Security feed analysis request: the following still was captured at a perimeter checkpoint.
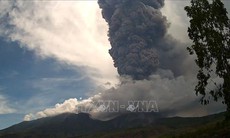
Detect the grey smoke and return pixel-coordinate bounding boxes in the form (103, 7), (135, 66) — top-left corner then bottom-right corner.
(0, 0), (223, 121)
(98, 0), (186, 80)
(24, 70), (226, 121)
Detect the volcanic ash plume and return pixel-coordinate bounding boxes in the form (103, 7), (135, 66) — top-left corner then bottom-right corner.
(98, 0), (185, 80)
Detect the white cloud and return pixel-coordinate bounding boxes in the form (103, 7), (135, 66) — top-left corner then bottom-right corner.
(24, 70), (225, 121)
(24, 98), (79, 121)
(0, 95), (16, 114)
(0, 1), (118, 86)
(20, 1), (226, 121)
(161, 0), (190, 43)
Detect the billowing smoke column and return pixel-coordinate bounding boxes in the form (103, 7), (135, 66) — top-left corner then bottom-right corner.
(98, 0), (174, 80)
(0, 0), (224, 122)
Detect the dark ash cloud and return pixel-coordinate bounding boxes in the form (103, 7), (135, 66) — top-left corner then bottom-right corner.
(98, 0), (186, 80)
(23, 1), (225, 121)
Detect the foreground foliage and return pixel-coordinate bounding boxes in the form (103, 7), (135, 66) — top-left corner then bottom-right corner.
(185, 0), (230, 119)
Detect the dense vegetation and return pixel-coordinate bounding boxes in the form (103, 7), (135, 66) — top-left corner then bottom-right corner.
(185, 0), (230, 119)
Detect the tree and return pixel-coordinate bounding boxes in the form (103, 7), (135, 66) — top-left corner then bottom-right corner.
(185, 0), (230, 120)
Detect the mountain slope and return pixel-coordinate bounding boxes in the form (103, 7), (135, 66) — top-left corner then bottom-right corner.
(0, 112), (226, 138)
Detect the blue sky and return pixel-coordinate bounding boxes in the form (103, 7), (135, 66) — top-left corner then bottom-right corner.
(0, 38), (95, 129)
(0, 0), (229, 130)
(0, 1), (118, 129)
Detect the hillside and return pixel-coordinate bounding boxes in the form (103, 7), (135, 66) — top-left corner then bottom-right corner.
(0, 112), (228, 138)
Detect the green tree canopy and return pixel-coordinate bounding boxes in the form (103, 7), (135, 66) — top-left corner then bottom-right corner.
(185, 0), (230, 119)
